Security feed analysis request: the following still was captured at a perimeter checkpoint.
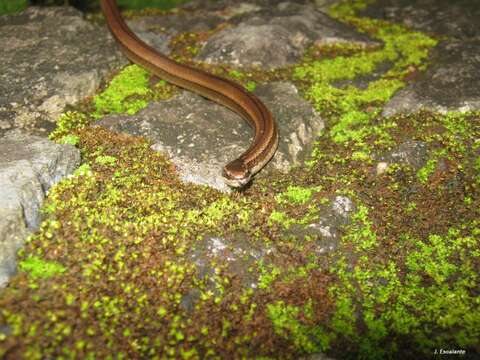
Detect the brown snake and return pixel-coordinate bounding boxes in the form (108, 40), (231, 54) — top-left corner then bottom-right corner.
(100, 0), (278, 187)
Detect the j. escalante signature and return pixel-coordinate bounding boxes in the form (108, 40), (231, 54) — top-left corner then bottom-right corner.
(434, 348), (466, 355)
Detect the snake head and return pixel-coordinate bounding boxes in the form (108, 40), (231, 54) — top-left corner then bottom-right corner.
(223, 159), (251, 188)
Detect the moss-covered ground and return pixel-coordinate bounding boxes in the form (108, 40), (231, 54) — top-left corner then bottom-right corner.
(1, 0), (479, 359)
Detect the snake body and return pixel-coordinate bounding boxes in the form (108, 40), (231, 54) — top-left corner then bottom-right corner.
(100, 0), (278, 187)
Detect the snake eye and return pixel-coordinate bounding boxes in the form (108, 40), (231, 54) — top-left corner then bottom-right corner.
(223, 159), (251, 188)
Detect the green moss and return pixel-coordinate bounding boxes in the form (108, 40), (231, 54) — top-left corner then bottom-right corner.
(294, 9), (437, 165)
(57, 134), (80, 146)
(405, 201), (417, 213)
(95, 155), (117, 166)
(257, 262), (281, 290)
(417, 158), (437, 183)
(72, 163), (92, 177)
(93, 65), (151, 118)
(227, 70), (244, 79)
(475, 157), (480, 184)
(330, 201), (480, 358)
(393, 229), (480, 348)
(267, 300), (331, 353)
(245, 81), (257, 92)
(49, 111), (90, 141)
(328, 80), (403, 145)
(345, 205), (377, 250)
(275, 185), (319, 205)
(439, 111), (477, 153)
(329, 0), (375, 18)
(268, 210), (295, 229)
(18, 256), (66, 279)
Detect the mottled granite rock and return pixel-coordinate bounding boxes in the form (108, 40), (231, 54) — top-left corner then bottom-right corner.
(97, 82), (324, 191)
(0, 6), (126, 136)
(0, 131), (80, 288)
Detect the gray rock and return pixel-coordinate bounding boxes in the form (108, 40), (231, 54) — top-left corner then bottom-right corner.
(362, 0), (480, 39)
(256, 82), (325, 172)
(188, 233), (270, 290)
(303, 195), (356, 254)
(376, 140), (428, 175)
(0, 208), (28, 289)
(180, 232), (271, 309)
(129, 22), (172, 56)
(0, 131), (80, 288)
(181, 0), (311, 12)
(383, 40), (480, 116)
(331, 195), (355, 221)
(0, 324), (11, 337)
(128, 9), (223, 38)
(0, 6), (126, 136)
(197, 23), (302, 69)
(180, 288), (201, 313)
(280, 196), (355, 257)
(97, 82), (324, 191)
(196, 2), (379, 69)
(313, 0), (342, 12)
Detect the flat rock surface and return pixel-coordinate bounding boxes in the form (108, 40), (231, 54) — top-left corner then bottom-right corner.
(0, 6), (126, 137)
(0, 131), (80, 288)
(97, 82), (324, 191)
